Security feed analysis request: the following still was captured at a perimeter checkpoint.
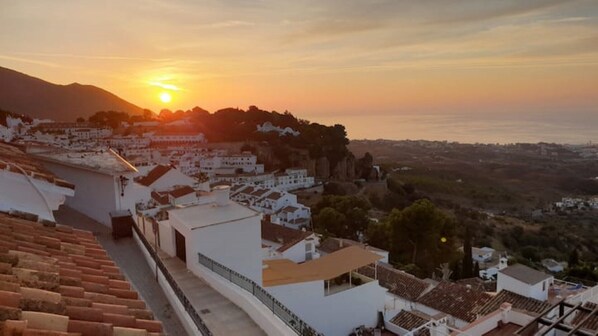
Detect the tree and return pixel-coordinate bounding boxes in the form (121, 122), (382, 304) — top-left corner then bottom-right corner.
(569, 247), (580, 267)
(76, 117), (85, 123)
(356, 152), (374, 180)
(473, 261), (480, 277)
(462, 226), (474, 278)
(366, 222), (391, 251)
(312, 195), (371, 240)
(313, 207), (346, 237)
(142, 109), (154, 120)
(386, 199), (458, 276)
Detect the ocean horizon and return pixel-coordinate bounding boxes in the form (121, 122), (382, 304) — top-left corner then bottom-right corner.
(308, 112), (598, 145)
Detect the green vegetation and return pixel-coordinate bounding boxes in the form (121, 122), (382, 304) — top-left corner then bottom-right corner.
(312, 195), (371, 240)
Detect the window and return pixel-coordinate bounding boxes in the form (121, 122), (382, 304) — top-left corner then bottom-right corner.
(543, 281), (546, 291)
(305, 242), (312, 252)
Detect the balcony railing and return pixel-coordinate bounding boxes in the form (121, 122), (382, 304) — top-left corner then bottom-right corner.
(197, 253), (323, 336)
(131, 223), (213, 336)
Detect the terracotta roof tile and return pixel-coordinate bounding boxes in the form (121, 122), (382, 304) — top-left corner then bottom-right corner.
(168, 185), (195, 199)
(389, 310), (430, 336)
(416, 281), (492, 322)
(475, 289), (551, 317)
(357, 263), (431, 301)
(0, 143), (75, 191)
(261, 221), (313, 252)
(0, 213), (162, 335)
(570, 302), (598, 331)
(136, 165), (172, 187)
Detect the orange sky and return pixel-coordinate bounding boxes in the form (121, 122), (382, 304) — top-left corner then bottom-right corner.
(1, 0), (597, 125)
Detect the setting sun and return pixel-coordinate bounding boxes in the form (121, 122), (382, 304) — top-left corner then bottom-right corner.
(159, 92), (172, 103)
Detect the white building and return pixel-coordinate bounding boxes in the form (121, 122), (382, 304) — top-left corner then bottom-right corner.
(28, 146), (144, 226)
(0, 143), (74, 222)
(497, 264), (554, 301)
(261, 221), (319, 263)
(272, 205), (311, 230)
(257, 122), (300, 136)
(230, 184), (312, 230)
(472, 247), (495, 263)
(106, 135), (151, 148)
(200, 152), (264, 175)
(160, 186), (264, 283)
(70, 127), (112, 140)
(541, 258), (565, 273)
(275, 168), (315, 191)
(479, 257), (508, 280)
(136, 164), (207, 191)
(149, 131), (206, 145)
(263, 246), (387, 336)
(213, 172), (276, 188)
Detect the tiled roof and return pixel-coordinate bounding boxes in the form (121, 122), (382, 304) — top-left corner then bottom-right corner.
(237, 186), (255, 195)
(251, 189), (271, 198)
(265, 192), (282, 200)
(357, 263), (430, 301)
(168, 186), (195, 198)
(416, 281), (492, 322)
(0, 213), (163, 336)
(150, 192), (169, 206)
(0, 143), (74, 190)
(389, 310), (430, 336)
(499, 264), (552, 285)
(279, 206), (299, 213)
(570, 302), (598, 332)
(475, 290), (551, 317)
(261, 221), (313, 252)
(457, 277), (497, 292)
(136, 165), (171, 187)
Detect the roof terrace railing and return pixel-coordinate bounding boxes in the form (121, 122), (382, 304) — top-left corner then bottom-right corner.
(131, 223), (213, 336)
(197, 252), (322, 336)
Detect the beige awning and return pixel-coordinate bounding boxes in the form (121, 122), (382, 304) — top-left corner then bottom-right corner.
(263, 245), (382, 287)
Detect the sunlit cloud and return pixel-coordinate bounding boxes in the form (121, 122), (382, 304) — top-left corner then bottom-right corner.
(149, 81), (181, 91)
(1, 0), (597, 119)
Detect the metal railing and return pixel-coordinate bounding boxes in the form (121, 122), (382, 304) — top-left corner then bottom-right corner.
(131, 223), (213, 336)
(197, 253), (322, 336)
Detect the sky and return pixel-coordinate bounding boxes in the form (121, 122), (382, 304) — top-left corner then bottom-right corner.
(1, 0), (598, 141)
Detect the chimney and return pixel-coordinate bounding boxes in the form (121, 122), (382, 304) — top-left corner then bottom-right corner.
(212, 185), (230, 206)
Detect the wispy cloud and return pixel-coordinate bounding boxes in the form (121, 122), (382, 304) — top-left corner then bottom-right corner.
(0, 54), (62, 68)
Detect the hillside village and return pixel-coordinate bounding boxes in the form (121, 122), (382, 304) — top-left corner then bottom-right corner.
(1, 109), (598, 336)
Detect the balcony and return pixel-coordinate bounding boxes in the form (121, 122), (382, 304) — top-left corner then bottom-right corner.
(325, 271), (375, 296)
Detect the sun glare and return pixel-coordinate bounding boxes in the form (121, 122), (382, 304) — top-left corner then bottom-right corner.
(159, 92), (172, 103)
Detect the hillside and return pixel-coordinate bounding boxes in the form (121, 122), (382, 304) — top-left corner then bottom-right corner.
(0, 66), (143, 121)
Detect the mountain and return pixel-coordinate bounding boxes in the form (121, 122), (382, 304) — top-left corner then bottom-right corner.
(0, 66), (143, 121)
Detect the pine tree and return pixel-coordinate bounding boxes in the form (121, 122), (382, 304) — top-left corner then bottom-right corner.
(462, 226), (474, 278)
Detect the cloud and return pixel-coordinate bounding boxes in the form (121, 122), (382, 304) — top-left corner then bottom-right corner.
(0, 55), (61, 68)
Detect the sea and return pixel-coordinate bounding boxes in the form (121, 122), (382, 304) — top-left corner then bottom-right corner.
(308, 112), (598, 145)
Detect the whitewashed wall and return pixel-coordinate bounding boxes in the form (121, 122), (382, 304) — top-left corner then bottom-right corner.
(169, 211), (263, 284)
(41, 162), (117, 226)
(497, 273), (552, 301)
(267, 279), (387, 336)
(0, 170), (70, 222)
(150, 168), (196, 190)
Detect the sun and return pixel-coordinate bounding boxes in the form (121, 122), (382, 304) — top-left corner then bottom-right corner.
(159, 92), (172, 103)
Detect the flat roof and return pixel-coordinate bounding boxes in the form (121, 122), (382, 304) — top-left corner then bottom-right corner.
(499, 264), (552, 285)
(31, 147), (137, 175)
(263, 245), (383, 287)
(169, 201), (260, 230)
